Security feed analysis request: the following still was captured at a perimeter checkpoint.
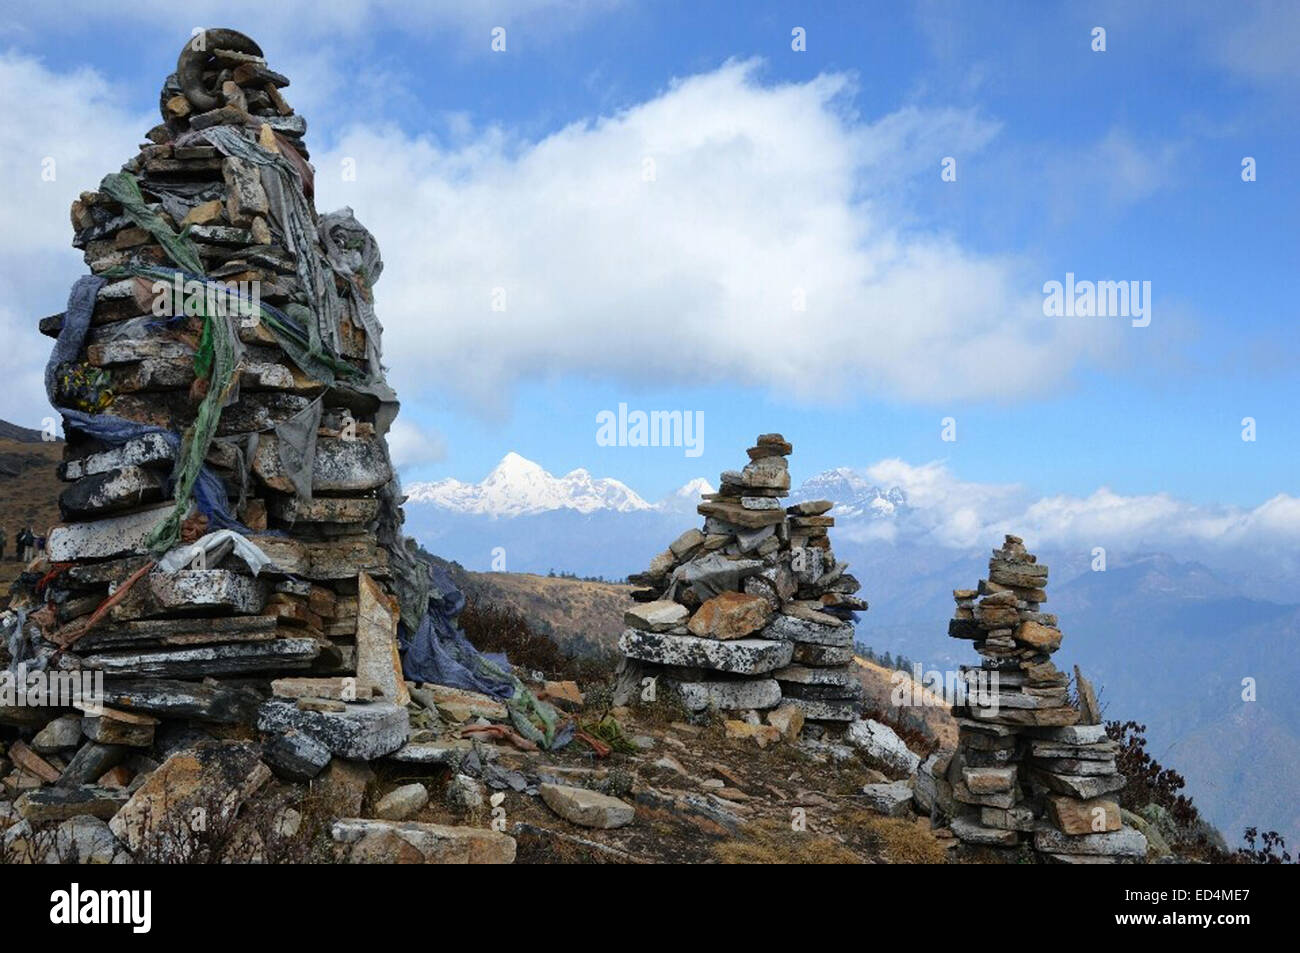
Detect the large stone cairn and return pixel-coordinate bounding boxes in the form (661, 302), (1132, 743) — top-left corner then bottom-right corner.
(6, 28), (421, 801)
(936, 534), (1147, 861)
(618, 434), (866, 731)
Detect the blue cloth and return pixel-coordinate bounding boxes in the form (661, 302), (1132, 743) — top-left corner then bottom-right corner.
(399, 563), (516, 701)
(45, 275), (106, 407)
(59, 411), (246, 533)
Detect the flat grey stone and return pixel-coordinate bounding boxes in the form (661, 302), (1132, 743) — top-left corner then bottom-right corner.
(618, 628), (792, 675)
(61, 433), (176, 480)
(47, 504), (173, 561)
(861, 780), (914, 817)
(388, 740), (482, 766)
(330, 818), (515, 864)
(1028, 768), (1126, 799)
(792, 643), (854, 666)
(257, 699), (409, 760)
(624, 600), (689, 632)
(1029, 739), (1118, 760)
(783, 696), (858, 721)
(375, 783), (428, 821)
(539, 783), (634, 829)
(772, 664), (858, 689)
(112, 569), (267, 620)
(98, 678), (261, 723)
(16, 785), (130, 822)
(671, 677), (782, 712)
(760, 613), (855, 647)
(81, 639), (319, 678)
(263, 729), (332, 781)
(1027, 724), (1109, 744)
(951, 816), (1021, 846)
(253, 435), (392, 494)
(1033, 822), (1147, 857)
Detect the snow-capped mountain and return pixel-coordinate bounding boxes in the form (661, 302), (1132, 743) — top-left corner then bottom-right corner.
(405, 452), (655, 516)
(791, 467), (908, 518)
(405, 453), (905, 521)
(657, 476), (716, 514)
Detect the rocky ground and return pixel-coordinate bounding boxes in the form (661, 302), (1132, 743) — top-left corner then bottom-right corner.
(0, 649), (966, 865)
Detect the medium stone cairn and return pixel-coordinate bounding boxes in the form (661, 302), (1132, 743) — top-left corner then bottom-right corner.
(619, 434), (866, 732)
(938, 534), (1147, 861)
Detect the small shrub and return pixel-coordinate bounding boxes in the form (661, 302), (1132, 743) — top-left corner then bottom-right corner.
(1237, 827), (1295, 864)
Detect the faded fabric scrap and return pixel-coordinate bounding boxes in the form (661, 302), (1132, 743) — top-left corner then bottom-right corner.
(157, 530), (275, 576)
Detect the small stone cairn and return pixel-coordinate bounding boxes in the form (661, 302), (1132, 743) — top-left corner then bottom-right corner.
(618, 434), (867, 737)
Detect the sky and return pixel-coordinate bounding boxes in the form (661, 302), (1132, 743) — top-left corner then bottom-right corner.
(0, 1), (1296, 537)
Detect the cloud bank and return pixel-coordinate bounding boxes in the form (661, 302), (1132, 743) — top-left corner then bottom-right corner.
(312, 60), (1121, 414)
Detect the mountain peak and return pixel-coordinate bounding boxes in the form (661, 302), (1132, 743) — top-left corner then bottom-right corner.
(405, 453), (652, 516)
(491, 451), (546, 475)
(792, 467), (908, 518)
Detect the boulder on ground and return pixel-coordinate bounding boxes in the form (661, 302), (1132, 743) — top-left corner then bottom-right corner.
(331, 818), (516, 864)
(846, 719), (921, 775)
(539, 783), (634, 829)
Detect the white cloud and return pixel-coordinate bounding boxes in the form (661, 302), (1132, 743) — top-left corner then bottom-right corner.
(314, 60), (1118, 414)
(1204, 0), (1300, 84)
(385, 418), (448, 471)
(844, 457), (1300, 558)
(0, 53), (153, 427)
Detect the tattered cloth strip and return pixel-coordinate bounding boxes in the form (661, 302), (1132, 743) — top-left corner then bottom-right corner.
(2, 608), (45, 674)
(103, 265), (346, 534)
(157, 529), (274, 576)
(73, 172), (246, 556)
(133, 177), (223, 230)
(99, 171), (204, 276)
(193, 124), (346, 361)
(123, 264), (361, 385)
(271, 396), (321, 503)
(319, 208), (385, 380)
(144, 288), (243, 556)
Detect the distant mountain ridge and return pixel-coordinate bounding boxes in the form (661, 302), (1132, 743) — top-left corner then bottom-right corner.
(404, 451), (899, 520)
(789, 466), (909, 518)
(405, 451), (655, 516)
(0, 419), (48, 444)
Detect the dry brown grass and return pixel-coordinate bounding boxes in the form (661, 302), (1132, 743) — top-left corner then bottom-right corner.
(844, 809), (948, 864)
(714, 817), (864, 864)
(461, 570), (632, 659)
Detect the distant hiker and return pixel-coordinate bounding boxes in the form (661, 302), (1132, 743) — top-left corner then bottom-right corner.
(16, 527), (33, 563)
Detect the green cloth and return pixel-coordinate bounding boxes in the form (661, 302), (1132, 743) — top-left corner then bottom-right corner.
(144, 299), (242, 555)
(99, 172), (204, 276)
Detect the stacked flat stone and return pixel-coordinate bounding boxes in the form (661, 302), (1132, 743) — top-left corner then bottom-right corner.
(941, 535), (1146, 862)
(4, 30), (417, 803)
(618, 434), (867, 728)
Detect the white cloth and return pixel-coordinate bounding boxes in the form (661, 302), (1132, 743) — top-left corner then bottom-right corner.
(157, 529), (275, 576)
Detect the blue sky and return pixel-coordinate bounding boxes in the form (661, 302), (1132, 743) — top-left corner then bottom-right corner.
(0, 0), (1296, 517)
